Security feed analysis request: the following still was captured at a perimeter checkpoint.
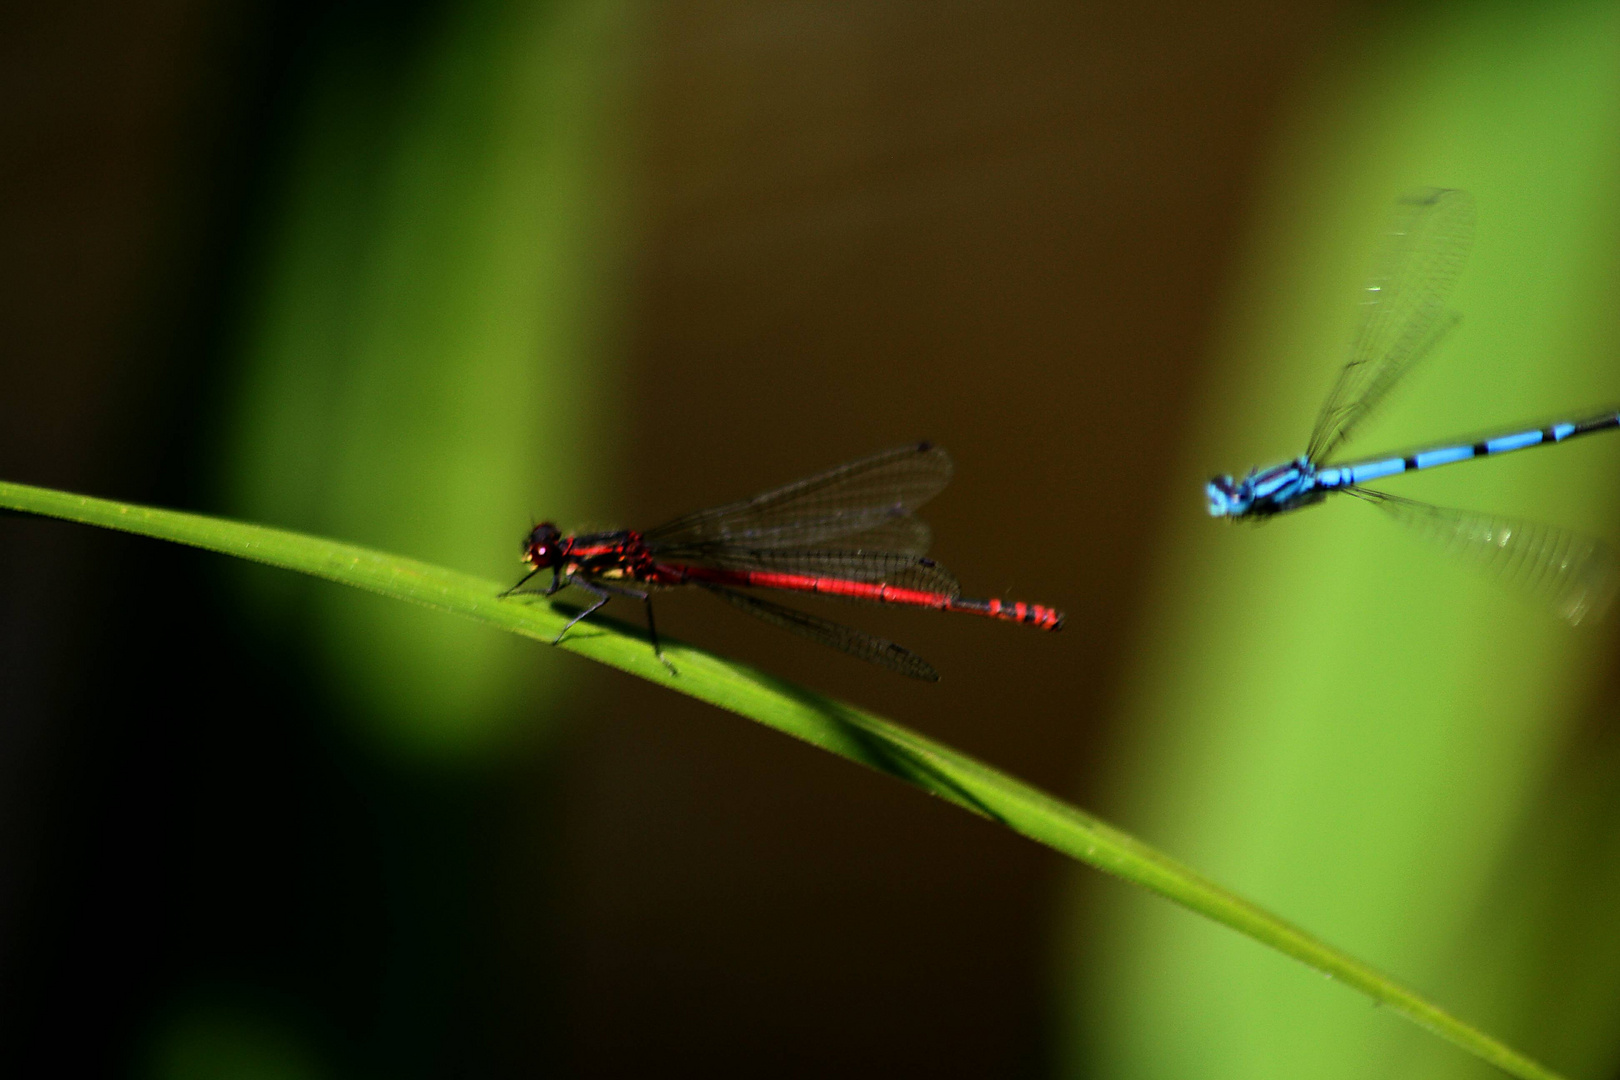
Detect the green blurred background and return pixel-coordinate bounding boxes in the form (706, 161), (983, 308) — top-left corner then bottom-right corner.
(4, 1), (1620, 1076)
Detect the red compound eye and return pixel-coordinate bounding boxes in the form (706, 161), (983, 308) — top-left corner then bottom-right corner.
(524, 522), (562, 568)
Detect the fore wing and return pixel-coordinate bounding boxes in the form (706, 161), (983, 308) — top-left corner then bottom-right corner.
(645, 443), (955, 585)
(1308, 189), (1475, 464)
(645, 443), (951, 553)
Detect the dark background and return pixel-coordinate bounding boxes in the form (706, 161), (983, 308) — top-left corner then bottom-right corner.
(16, 2), (1580, 1078)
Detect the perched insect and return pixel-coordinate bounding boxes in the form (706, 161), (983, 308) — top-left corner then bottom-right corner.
(504, 443), (1064, 680)
(1207, 188), (1618, 623)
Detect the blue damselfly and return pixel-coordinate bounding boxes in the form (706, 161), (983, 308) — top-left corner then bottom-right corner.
(1206, 189), (1618, 623)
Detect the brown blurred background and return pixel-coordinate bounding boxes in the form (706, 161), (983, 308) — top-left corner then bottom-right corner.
(6, 1), (1539, 1077)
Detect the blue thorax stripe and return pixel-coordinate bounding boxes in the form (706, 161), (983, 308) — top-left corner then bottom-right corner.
(1252, 470), (1300, 498)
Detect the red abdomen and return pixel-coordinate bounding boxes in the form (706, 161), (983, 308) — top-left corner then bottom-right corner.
(661, 565), (1064, 630)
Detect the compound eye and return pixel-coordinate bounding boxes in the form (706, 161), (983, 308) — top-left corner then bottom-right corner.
(524, 523), (563, 568)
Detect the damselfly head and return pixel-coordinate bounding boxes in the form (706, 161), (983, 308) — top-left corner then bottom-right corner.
(522, 522), (564, 569)
(1205, 474), (1252, 518)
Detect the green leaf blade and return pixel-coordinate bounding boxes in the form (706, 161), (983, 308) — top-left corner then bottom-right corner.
(0, 478), (1569, 1080)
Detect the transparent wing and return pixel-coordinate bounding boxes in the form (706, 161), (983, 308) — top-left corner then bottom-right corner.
(644, 443), (952, 553)
(675, 546), (963, 594)
(1308, 189), (1476, 464)
(655, 514), (933, 570)
(697, 583), (941, 681)
(1351, 488), (1618, 625)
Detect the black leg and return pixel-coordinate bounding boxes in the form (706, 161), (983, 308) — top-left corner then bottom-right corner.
(499, 566), (544, 598)
(547, 579), (674, 675)
(642, 596), (677, 676)
(554, 582), (611, 645)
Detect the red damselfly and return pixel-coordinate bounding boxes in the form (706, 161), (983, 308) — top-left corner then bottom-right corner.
(503, 443), (1064, 681)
